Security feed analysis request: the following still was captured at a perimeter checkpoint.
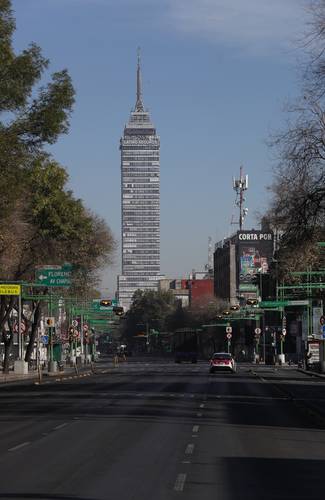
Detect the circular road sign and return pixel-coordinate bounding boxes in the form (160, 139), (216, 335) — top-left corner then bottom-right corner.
(226, 332), (232, 340)
(282, 328), (287, 335)
(72, 319), (78, 328)
(226, 326), (232, 334)
(255, 327), (261, 335)
(14, 321), (26, 334)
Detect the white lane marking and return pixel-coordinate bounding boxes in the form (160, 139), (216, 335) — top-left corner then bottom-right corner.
(199, 403), (205, 408)
(192, 435), (198, 438)
(54, 423), (67, 430)
(182, 460), (191, 464)
(9, 441), (30, 452)
(197, 412), (203, 417)
(192, 425), (199, 433)
(185, 443), (195, 455)
(174, 473), (187, 492)
(190, 394), (195, 398)
(136, 393), (143, 396)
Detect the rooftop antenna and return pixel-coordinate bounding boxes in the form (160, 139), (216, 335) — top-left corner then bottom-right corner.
(232, 165), (248, 230)
(208, 236), (213, 273)
(204, 236), (213, 275)
(135, 46), (144, 112)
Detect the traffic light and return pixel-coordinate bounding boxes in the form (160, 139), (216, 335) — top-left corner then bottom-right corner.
(113, 306), (124, 316)
(100, 299), (112, 307)
(246, 298), (258, 306)
(45, 317), (55, 327)
(69, 326), (75, 342)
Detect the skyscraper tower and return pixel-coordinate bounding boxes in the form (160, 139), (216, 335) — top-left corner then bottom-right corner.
(117, 52), (163, 309)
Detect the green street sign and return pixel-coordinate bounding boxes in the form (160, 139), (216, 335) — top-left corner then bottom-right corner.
(260, 301), (287, 308)
(35, 265), (72, 287)
(239, 284), (258, 292)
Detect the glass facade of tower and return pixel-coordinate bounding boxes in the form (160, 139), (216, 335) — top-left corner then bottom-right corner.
(117, 69), (163, 309)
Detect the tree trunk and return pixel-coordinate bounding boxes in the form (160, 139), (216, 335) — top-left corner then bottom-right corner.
(3, 335), (13, 374)
(24, 302), (41, 363)
(1, 296), (15, 373)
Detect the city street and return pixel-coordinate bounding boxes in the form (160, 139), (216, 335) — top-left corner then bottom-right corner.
(1, 359), (325, 499)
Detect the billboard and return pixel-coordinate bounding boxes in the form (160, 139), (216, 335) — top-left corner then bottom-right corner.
(237, 231), (274, 284)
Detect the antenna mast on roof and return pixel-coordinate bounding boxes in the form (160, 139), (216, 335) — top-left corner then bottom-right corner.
(232, 165), (248, 230)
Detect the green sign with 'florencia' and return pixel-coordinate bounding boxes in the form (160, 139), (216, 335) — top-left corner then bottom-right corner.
(35, 265), (72, 287)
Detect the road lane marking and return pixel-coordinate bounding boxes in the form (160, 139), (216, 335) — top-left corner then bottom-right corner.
(182, 460), (191, 464)
(9, 442), (30, 452)
(174, 473), (187, 492)
(197, 412), (203, 417)
(199, 403), (205, 408)
(54, 423), (67, 430)
(192, 425), (199, 433)
(185, 443), (195, 455)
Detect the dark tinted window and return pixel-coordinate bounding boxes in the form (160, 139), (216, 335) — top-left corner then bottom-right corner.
(213, 353), (232, 360)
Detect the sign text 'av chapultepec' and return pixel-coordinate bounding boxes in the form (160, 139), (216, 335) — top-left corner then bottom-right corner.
(0, 284), (21, 295)
(35, 265), (72, 287)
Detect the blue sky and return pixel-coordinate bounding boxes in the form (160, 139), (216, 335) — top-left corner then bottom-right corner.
(12, 0), (306, 295)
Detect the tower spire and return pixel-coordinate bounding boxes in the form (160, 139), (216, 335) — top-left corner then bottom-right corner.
(135, 47), (144, 112)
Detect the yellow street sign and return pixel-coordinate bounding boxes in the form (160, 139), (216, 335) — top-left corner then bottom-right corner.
(0, 284), (21, 295)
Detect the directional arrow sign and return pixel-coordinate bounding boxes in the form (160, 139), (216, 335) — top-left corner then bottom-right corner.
(35, 265), (72, 287)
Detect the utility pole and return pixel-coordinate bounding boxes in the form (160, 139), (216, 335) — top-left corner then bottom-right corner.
(232, 166), (248, 230)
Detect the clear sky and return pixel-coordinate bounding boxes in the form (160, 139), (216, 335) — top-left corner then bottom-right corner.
(12, 0), (306, 295)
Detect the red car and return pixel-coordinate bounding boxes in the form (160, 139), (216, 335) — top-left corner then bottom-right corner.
(209, 352), (236, 373)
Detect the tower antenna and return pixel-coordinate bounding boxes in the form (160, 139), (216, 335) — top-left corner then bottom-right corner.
(232, 165), (248, 230)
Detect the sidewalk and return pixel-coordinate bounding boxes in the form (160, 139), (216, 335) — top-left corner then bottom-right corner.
(297, 368), (325, 379)
(0, 363), (96, 385)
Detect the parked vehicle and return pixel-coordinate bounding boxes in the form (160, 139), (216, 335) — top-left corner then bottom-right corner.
(209, 352), (236, 373)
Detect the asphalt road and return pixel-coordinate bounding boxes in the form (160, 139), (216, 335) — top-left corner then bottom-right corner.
(1, 359), (325, 500)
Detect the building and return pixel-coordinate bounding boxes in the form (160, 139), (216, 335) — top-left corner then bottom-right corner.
(158, 273), (214, 308)
(214, 229), (274, 305)
(188, 277), (214, 307)
(117, 54), (163, 309)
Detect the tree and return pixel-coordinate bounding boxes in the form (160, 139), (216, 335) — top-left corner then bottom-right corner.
(0, 157), (116, 366)
(0, 1), (74, 218)
(122, 290), (177, 343)
(267, 0), (325, 278)
(0, 1), (116, 369)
